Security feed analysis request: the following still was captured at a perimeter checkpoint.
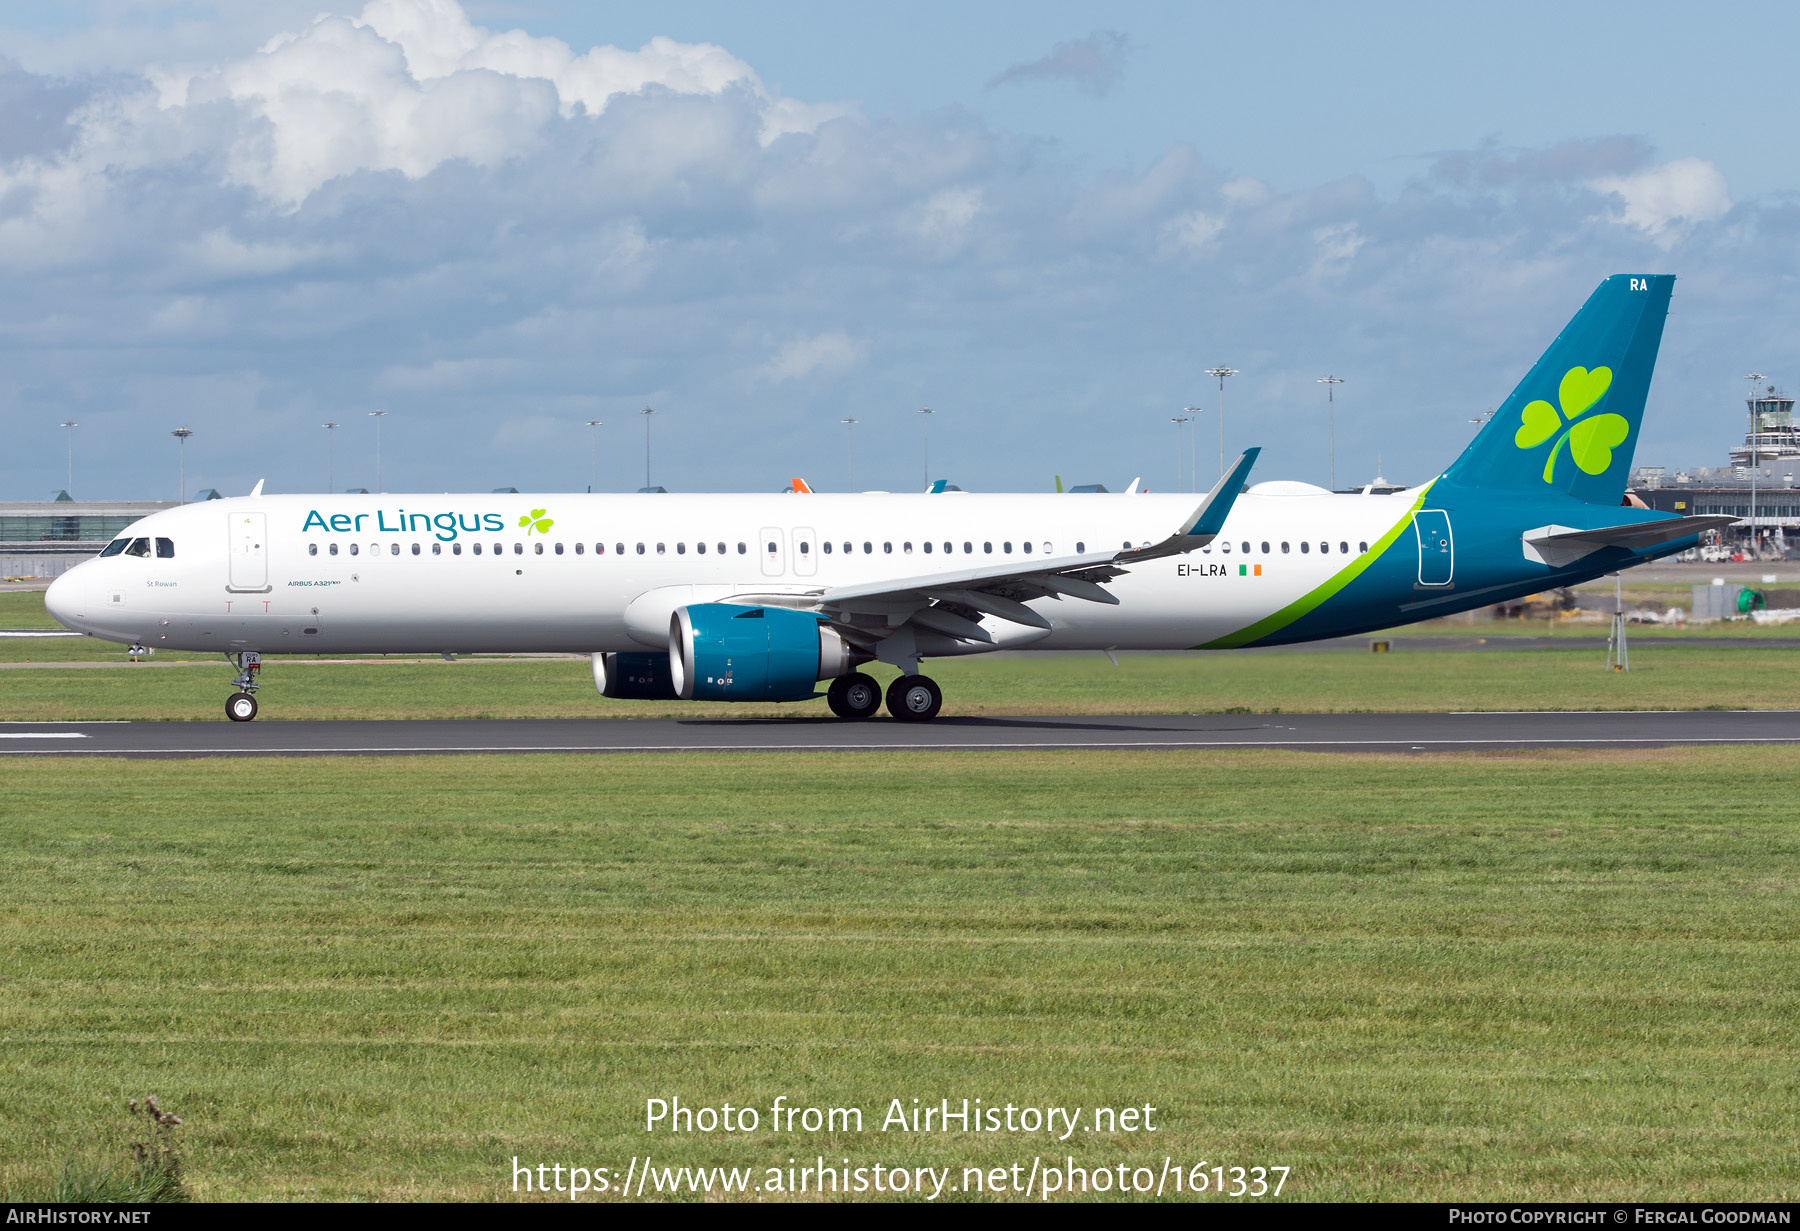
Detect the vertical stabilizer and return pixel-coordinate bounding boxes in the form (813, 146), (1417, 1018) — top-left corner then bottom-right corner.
(1440, 275), (1673, 505)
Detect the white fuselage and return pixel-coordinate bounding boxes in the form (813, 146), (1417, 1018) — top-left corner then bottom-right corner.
(45, 489), (1420, 656)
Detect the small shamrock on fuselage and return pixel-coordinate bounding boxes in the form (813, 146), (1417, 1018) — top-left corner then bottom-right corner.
(1514, 366), (1628, 484)
(519, 508), (553, 535)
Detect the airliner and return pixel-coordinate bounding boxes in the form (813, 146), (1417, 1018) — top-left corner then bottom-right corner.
(45, 275), (1729, 722)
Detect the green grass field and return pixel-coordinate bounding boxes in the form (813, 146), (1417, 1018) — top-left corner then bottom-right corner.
(3, 748), (1797, 1201)
(2, 644), (1795, 721)
(5, 590), (1796, 723)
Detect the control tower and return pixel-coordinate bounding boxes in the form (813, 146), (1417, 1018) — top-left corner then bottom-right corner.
(1729, 384), (1800, 466)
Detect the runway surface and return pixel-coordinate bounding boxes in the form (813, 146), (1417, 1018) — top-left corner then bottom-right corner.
(0, 710), (1794, 757)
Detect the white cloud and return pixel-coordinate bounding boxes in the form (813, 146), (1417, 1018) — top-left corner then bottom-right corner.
(1310, 222), (1364, 276)
(905, 186), (984, 253)
(1165, 210), (1223, 254)
(1589, 157), (1731, 244)
(987, 30), (1130, 97)
(760, 332), (864, 383)
(121, 0), (854, 206)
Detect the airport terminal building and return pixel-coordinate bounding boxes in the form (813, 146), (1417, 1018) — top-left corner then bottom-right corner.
(1629, 386), (1800, 557)
(1, 492), (181, 579)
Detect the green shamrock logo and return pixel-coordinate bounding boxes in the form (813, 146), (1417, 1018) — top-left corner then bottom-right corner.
(519, 508), (553, 535)
(1514, 365), (1628, 483)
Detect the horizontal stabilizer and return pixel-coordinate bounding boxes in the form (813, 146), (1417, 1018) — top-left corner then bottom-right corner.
(1523, 514), (1736, 568)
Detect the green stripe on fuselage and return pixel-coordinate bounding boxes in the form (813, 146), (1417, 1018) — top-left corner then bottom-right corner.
(1198, 483), (1434, 649)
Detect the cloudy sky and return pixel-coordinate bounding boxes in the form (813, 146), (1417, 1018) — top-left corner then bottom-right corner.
(2, 0), (1795, 500)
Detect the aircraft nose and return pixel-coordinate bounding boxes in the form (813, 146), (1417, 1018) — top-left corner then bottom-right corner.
(44, 568), (88, 632)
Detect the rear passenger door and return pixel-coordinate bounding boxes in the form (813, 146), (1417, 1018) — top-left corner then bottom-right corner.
(1413, 510), (1453, 587)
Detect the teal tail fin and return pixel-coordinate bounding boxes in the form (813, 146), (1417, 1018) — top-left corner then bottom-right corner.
(1440, 274), (1673, 505)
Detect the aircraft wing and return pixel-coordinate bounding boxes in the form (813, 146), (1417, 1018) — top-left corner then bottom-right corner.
(735, 450), (1259, 648)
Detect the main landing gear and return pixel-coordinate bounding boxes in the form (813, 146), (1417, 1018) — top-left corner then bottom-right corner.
(826, 672), (882, 719)
(825, 671), (944, 721)
(225, 651), (262, 722)
(884, 673), (943, 722)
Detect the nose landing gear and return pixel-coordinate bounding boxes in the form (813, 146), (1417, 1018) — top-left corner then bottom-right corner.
(225, 651), (262, 722)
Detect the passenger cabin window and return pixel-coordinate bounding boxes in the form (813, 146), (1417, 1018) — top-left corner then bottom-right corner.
(453, 543), (462, 555)
(536, 542), (545, 555)
(677, 543), (686, 554)
(349, 543), (360, 556)
(391, 543), (400, 556)
(330, 542), (340, 556)
(1003, 541), (1012, 553)
(737, 542), (747, 554)
(515, 543), (524, 555)
(156, 538), (175, 558)
(1300, 541), (1309, 553)
(656, 543), (665, 555)
(768, 541), (778, 555)
(1260, 542), (1269, 554)
(1339, 541), (1349, 554)
(716, 543), (726, 555)
(922, 541), (931, 553)
(863, 542), (873, 554)
(943, 541), (952, 553)
(1241, 542), (1250, 553)
(412, 543), (421, 555)
(799, 541), (810, 555)
(984, 542), (993, 554)
(1076, 541), (1086, 553)
(1221, 541), (1231, 553)
(574, 543), (583, 555)
(472, 543), (481, 555)
(99, 539), (128, 557)
(1023, 541), (1033, 554)
(883, 542), (892, 554)
(636, 543), (645, 555)
(902, 542), (912, 554)
(823, 541), (833, 554)
(308, 543), (318, 556)
(1359, 541), (1369, 553)
(1281, 542), (1290, 554)
(696, 542), (705, 554)
(432, 543), (441, 555)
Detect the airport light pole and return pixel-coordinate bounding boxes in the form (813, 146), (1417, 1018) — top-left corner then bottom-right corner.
(171, 427), (193, 503)
(1170, 416), (1189, 491)
(919, 407), (933, 491)
(1745, 372), (1765, 558)
(1318, 375), (1344, 490)
(1206, 366), (1237, 481)
(322, 421), (339, 494)
(59, 420), (77, 496)
(640, 407), (656, 490)
(841, 417), (858, 491)
(368, 410), (387, 493)
(1182, 407), (1204, 492)
(585, 419), (603, 492)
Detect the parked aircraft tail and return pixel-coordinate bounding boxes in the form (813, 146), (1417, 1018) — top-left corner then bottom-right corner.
(1439, 274), (1673, 506)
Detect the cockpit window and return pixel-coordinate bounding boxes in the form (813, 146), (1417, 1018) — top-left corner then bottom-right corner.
(155, 538), (175, 558)
(124, 538), (151, 558)
(99, 539), (128, 557)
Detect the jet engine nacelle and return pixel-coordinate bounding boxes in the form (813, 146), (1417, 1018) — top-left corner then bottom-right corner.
(669, 603), (862, 702)
(593, 651), (679, 699)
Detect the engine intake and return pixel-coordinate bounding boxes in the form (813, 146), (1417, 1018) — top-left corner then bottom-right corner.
(670, 604), (862, 702)
(593, 651), (679, 699)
